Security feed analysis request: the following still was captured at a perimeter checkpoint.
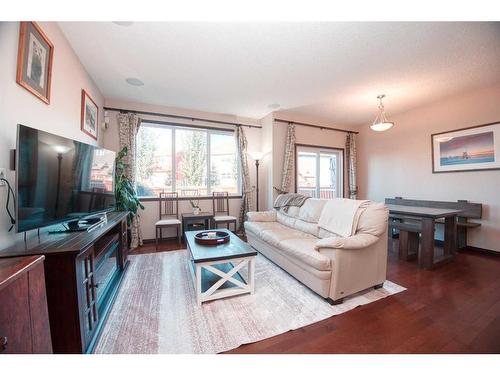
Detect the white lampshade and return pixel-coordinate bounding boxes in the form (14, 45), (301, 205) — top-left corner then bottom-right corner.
(249, 151), (264, 161)
(52, 145), (71, 154)
(370, 94), (394, 132)
(370, 122), (394, 132)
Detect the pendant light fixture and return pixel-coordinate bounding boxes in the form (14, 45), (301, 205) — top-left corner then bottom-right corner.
(370, 94), (394, 132)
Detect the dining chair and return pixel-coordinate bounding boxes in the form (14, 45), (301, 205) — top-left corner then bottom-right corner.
(155, 192), (181, 249)
(212, 192), (237, 231)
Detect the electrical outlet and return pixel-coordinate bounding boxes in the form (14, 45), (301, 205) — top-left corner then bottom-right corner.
(0, 168), (6, 187)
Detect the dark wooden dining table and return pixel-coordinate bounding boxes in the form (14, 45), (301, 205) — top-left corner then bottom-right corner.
(387, 204), (463, 269)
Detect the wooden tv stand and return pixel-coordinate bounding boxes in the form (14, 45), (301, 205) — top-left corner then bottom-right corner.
(0, 211), (129, 353)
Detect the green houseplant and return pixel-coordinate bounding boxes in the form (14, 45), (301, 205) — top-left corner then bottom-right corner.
(115, 147), (144, 225)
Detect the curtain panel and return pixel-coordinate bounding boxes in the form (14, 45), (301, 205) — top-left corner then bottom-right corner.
(280, 123), (296, 193)
(235, 126), (253, 233)
(117, 112), (143, 248)
(346, 132), (358, 199)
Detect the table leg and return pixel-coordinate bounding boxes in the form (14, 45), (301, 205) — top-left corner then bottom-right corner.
(398, 230), (409, 260)
(419, 218), (435, 269)
(248, 257), (255, 294)
(195, 264), (202, 306)
(444, 215), (457, 256)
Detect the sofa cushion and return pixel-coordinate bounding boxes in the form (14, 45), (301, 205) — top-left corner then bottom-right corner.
(246, 211), (276, 222)
(278, 238), (332, 271)
(298, 199), (328, 223)
(355, 202), (388, 237)
(294, 218), (320, 237)
(318, 227), (339, 239)
(277, 211), (297, 228)
(244, 221), (282, 236)
(279, 206), (300, 218)
(260, 227), (316, 247)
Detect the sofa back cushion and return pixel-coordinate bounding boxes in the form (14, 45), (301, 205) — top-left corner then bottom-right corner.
(298, 199), (328, 224)
(277, 211), (297, 228)
(294, 218), (320, 237)
(355, 202), (388, 237)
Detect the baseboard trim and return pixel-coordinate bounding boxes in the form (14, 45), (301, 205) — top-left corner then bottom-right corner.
(464, 246), (500, 256)
(142, 237), (180, 244)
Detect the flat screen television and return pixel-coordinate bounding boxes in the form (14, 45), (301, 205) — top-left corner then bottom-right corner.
(16, 124), (116, 232)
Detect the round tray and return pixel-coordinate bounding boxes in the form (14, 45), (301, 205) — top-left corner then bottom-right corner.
(194, 231), (230, 246)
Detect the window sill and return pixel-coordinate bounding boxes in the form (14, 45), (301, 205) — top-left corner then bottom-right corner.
(139, 195), (243, 202)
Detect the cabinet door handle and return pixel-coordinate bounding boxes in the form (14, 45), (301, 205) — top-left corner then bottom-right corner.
(0, 336), (7, 352)
(89, 283), (100, 289)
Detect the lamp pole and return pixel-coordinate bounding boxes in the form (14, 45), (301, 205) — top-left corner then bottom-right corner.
(249, 152), (264, 212)
(255, 159), (259, 211)
(54, 153), (63, 218)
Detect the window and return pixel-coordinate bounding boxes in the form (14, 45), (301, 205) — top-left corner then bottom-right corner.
(136, 123), (240, 197)
(296, 145), (343, 199)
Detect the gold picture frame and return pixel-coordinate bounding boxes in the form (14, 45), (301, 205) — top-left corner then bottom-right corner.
(16, 22), (54, 104)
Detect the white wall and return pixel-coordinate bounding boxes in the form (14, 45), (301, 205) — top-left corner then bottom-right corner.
(0, 22), (104, 249)
(102, 99), (262, 240)
(358, 85), (500, 252)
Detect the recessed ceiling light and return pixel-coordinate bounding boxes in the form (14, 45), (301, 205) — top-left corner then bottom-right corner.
(113, 21), (134, 27)
(126, 77), (144, 86)
(268, 103), (280, 109)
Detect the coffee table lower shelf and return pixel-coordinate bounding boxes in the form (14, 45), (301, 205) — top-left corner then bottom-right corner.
(189, 257), (255, 306)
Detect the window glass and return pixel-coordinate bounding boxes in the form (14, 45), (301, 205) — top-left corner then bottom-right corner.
(210, 132), (239, 194)
(175, 128), (208, 196)
(136, 124), (240, 197)
(296, 147), (343, 199)
(136, 126), (172, 197)
(297, 151), (317, 197)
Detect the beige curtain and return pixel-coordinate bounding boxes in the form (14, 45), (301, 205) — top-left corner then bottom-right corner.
(346, 132), (357, 199)
(236, 126), (253, 233)
(117, 112), (143, 248)
(280, 123), (296, 192)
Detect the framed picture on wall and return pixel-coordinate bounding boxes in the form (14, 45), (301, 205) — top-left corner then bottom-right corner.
(431, 121), (500, 173)
(81, 89), (99, 140)
(16, 22), (54, 104)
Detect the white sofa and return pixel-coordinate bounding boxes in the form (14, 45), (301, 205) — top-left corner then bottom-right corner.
(244, 198), (389, 304)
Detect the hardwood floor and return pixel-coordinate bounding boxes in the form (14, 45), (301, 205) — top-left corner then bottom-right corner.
(132, 239), (500, 353)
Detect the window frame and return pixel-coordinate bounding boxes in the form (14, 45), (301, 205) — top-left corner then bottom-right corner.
(136, 121), (242, 199)
(294, 143), (345, 199)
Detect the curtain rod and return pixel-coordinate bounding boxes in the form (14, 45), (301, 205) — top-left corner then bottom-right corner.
(274, 118), (359, 134)
(103, 106), (262, 129)
(141, 118), (235, 133)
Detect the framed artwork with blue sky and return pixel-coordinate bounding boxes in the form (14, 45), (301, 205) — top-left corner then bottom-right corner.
(432, 121), (500, 173)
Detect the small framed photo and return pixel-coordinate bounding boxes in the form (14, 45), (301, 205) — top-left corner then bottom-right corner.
(16, 22), (54, 104)
(431, 122), (500, 173)
(81, 89), (99, 140)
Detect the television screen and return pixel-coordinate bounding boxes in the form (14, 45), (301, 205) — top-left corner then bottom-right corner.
(16, 124), (116, 232)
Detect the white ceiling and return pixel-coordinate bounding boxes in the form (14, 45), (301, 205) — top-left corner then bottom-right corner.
(59, 22), (500, 126)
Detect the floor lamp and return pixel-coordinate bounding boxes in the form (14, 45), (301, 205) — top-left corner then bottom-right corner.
(249, 152), (264, 211)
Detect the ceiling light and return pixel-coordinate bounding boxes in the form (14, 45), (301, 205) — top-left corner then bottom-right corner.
(268, 103), (280, 110)
(113, 21), (133, 27)
(370, 94), (394, 132)
(126, 77), (144, 86)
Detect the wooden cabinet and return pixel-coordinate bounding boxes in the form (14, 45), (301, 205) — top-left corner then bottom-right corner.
(0, 256), (52, 354)
(0, 211), (129, 354)
(78, 246), (99, 347)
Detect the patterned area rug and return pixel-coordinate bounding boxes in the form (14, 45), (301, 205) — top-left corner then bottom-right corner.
(94, 250), (405, 354)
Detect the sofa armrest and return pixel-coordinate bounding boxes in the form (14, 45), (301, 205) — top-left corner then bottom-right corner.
(246, 211), (277, 222)
(315, 233), (379, 250)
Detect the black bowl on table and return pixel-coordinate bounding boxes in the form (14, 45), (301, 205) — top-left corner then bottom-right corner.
(194, 231), (231, 246)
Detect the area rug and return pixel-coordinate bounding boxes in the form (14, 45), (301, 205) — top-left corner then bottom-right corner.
(94, 250), (405, 354)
